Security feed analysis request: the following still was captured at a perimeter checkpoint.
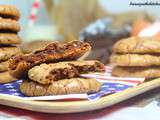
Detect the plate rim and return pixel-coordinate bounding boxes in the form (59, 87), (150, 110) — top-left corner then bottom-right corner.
(1, 78), (160, 113)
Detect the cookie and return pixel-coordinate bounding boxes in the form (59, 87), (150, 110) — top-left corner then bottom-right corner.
(0, 33), (21, 45)
(28, 60), (105, 84)
(0, 5), (20, 20)
(0, 71), (16, 83)
(110, 54), (160, 67)
(28, 62), (78, 84)
(112, 66), (160, 78)
(112, 37), (160, 54)
(8, 41), (91, 78)
(0, 61), (8, 72)
(0, 46), (21, 61)
(20, 78), (101, 96)
(21, 40), (54, 54)
(0, 18), (20, 32)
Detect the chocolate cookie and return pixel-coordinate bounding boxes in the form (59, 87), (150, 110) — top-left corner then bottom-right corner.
(20, 78), (101, 96)
(112, 66), (160, 78)
(28, 60), (105, 84)
(0, 71), (16, 83)
(110, 54), (160, 67)
(0, 33), (21, 45)
(112, 37), (160, 54)
(0, 18), (20, 32)
(0, 61), (8, 72)
(8, 41), (91, 78)
(0, 5), (20, 20)
(0, 47), (21, 61)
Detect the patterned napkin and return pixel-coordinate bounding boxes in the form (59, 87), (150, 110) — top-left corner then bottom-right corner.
(0, 66), (145, 101)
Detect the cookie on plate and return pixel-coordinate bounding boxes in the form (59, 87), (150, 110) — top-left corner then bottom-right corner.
(110, 54), (160, 67)
(0, 33), (21, 45)
(112, 37), (160, 54)
(28, 60), (105, 84)
(8, 41), (91, 78)
(20, 78), (101, 96)
(0, 71), (16, 83)
(112, 66), (160, 78)
(0, 5), (20, 20)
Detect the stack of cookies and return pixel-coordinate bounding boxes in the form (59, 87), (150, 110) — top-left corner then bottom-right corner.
(110, 37), (160, 79)
(0, 5), (21, 83)
(8, 41), (105, 96)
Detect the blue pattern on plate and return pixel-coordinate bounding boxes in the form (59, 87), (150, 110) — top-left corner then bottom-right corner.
(0, 80), (132, 100)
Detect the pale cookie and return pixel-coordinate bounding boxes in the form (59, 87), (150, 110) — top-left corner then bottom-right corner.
(0, 5), (20, 20)
(0, 33), (21, 45)
(0, 18), (20, 32)
(20, 78), (101, 96)
(113, 37), (160, 54)
(28, 60), (105, 84)
(110, 54), (160, 67)
(112, 66), (160, 79)
(0, 46), (21, 61)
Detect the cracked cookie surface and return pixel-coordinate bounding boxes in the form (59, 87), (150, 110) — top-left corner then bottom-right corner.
(20, 78), (101, 96)
(0, 18), (20, 32)
(113, 37), (160, 54)
(110, 54), (160, 67)
(112, 66), (160, 78)
(0, 46), (21, 61)
(0, 33), (21, 45)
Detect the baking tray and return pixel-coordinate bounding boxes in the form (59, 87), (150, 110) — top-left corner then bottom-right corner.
(0, 78), (160, 113)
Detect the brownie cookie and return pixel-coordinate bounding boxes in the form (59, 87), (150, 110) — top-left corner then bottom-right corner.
(112, 37), (160, 54)
(20, 78), (101, 96)
(112, 66), (160, 78)
(0, 71), (16, 83)
(28, 60), (105, 84)
(8, 41), (91, 78)
(0, 46), (21, 61)
(0, 5), (20, 20)
(0, 33), (21, 45)
(0, 61), (8, 72)
(110, 54), (160, 67)
(0, 18), (20, 32)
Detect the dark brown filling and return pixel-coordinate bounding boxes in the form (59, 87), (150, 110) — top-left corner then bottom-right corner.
(70, 63), (105, 74)
(45, 62), (105, 82)
(9, 41), (90, 71)
(46, 67), (79, 81)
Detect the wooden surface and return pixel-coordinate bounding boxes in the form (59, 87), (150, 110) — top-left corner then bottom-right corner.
(1, 78), (160, 113)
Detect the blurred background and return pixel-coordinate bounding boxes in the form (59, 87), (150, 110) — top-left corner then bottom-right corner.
(1, 0), (160, 63)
